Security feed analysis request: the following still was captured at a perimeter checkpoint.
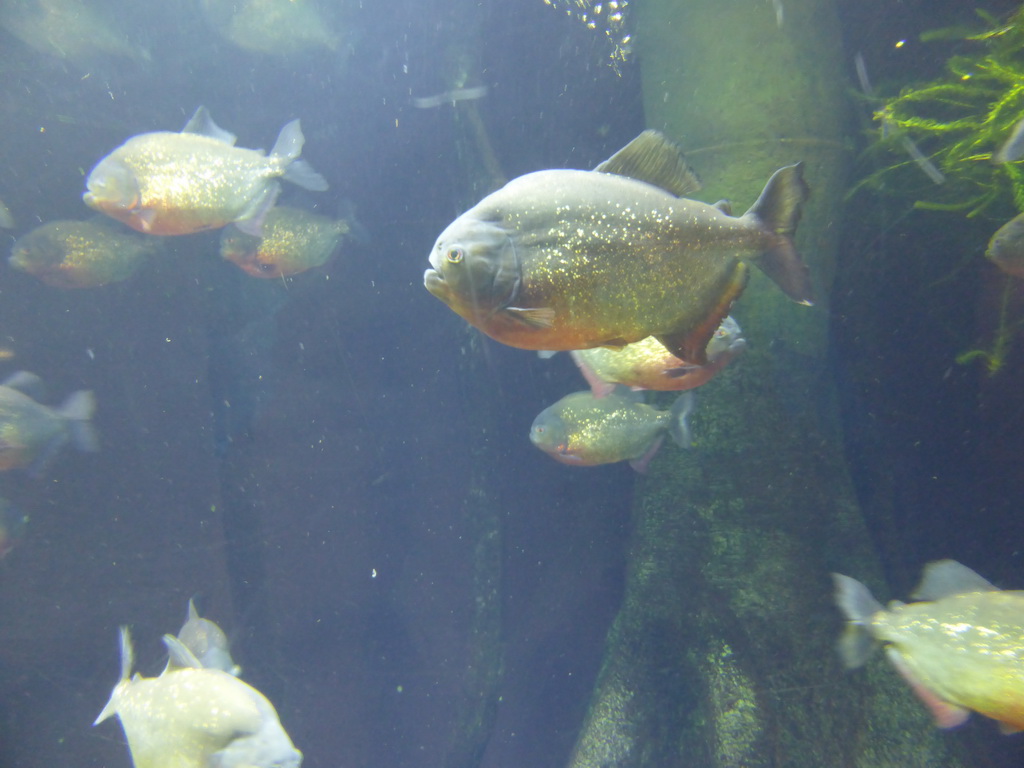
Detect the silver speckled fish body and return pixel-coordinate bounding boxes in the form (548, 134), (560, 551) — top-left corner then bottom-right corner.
(425, 130), (809, 363)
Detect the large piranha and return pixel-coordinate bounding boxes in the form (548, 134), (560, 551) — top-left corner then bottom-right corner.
(424, 129), (812, 364)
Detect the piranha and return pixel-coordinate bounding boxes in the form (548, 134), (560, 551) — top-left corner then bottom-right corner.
(530, 388), (693, 472)
(201, 0), (341, 57)
(571, 315), (745, 398)
(84, 106), (328, 237)
(10, 218), (161, 289)
(986, 212), (1024, 279)
(424, 129), (812, 364)
(833, 559), (1024, 733)
(0, 497), (28, 559)
(221, 205), (350, 278)
(0, 371), (97, 474)
(96, 627), (302, 768)
(0, 0), (149, 68)
(0, 198), (14, 229)
(175, 599), (241, 676)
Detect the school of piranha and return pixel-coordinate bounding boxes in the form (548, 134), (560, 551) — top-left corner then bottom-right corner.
(0, 76), (1022, 767)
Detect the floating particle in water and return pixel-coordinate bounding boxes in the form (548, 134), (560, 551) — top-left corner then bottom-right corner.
(542, 0), (632, 67)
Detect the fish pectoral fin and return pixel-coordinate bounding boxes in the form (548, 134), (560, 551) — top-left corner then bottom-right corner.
(663, 364), (701, 378)
(884, 647), (971, 729)
(135, 209), (157, 233)
(503, 306), (555, 328)
(594, 130), (702, 198)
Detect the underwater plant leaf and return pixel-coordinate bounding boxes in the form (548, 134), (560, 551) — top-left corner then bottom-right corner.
(921, 25), (987, 43)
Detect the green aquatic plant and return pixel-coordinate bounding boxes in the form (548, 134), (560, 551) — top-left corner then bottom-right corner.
(858, 6), (1024, 218)
(854, 6), (1024, 377)
(955, 276), (1023, 375)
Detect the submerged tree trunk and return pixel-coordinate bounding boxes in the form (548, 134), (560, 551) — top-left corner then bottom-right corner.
(567, 0), (969, 765)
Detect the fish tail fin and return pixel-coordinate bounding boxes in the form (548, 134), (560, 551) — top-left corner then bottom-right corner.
(272, 119), (329, 192)
(58, 390), (99, 453)
(95, 626), (134, 725)
(667, 391), (695, 448)
(743, 162), (813, 305)
(831, 573), (884, 669)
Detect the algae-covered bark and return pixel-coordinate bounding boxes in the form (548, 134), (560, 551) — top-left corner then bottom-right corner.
(567, 0), (969, 764)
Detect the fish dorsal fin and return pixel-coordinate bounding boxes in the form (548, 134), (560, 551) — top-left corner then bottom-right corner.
(1, 371), (44, 398)
(181, 106), (237, 146)
(163, 633), (204, 671)
(593, 130), (702, 198)
(910, 559), (998, 601)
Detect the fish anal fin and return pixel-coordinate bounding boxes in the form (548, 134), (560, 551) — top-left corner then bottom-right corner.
(885, 647), (970, 729)
(235, 183), (281, 237)
(503, 306), (555, 329)
(629, 435), (664, 474)
(594, 130), (702, 198)
(657, 262), (748, 365)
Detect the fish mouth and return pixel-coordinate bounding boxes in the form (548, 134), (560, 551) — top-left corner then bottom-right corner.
(423, 268), (447, 298)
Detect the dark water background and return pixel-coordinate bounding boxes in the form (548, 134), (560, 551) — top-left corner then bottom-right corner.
(0, 0), (1023, 766)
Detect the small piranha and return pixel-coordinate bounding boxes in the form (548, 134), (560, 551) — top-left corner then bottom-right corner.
(84, 107), (328, 237)
(0, 497), (28, 559)
(201, 0), (341, 56)
(530, 388), (693, 472)
(0, 198), (15, 230)
(425, 130), (812, 365)
(9, 218), (160, 289)
(986, 212), (1024, 279)
(95, 627), (302, 768)
(994, 116), (1024, 164)
(0, 371), (97, 475)
(220, 205), (350, 278)
(175, 599), (241, 676)
(833, 559), (1024, 733)
(0, 0), (149, 67)
(570, 315), (746, 398)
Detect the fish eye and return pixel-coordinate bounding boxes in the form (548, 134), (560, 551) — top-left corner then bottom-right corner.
(445, 247), (464, 264)
(259, 263), (275, 272)
(535, 426), (545, 434)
